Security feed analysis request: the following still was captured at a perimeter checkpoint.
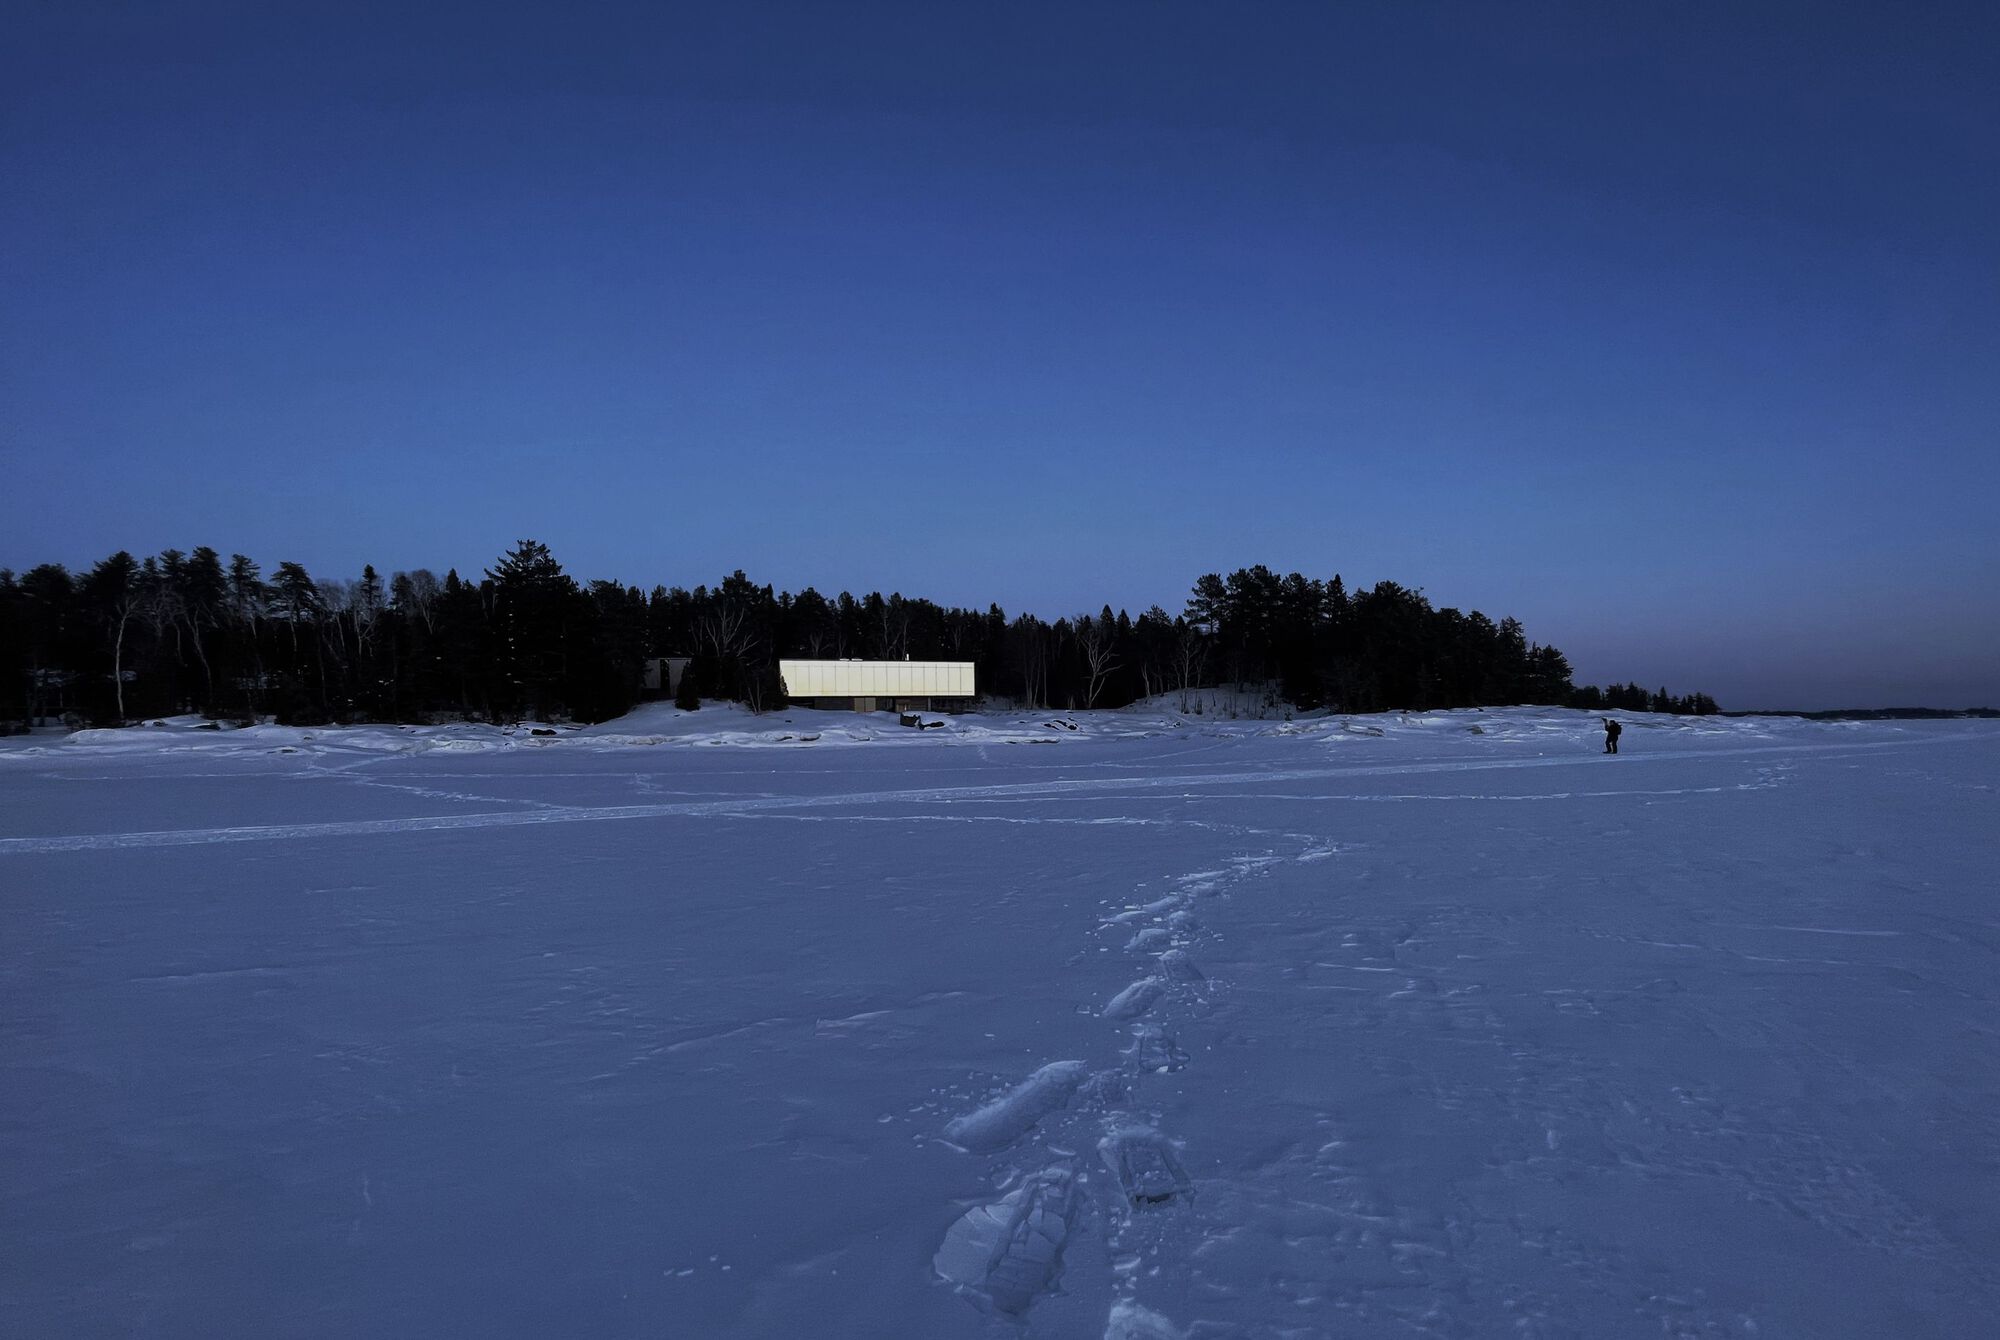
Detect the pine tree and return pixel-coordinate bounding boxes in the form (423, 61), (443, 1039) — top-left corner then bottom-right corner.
(0, 570), (23, 726)
(19, 564), (77, 723)
(486, 541), (576, 719)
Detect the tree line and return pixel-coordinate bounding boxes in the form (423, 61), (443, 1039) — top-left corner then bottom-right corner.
(0, 543), (1717, 728)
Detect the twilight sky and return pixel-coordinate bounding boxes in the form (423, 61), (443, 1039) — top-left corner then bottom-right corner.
(4, 2), (1996, 709)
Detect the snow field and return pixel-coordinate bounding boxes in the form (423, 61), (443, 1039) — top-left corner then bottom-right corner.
(2, 708), (1997, 1337)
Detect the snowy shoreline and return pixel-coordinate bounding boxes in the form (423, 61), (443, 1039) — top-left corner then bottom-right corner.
(5, 700), (1983, 763)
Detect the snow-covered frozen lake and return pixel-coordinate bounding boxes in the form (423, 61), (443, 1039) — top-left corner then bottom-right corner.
(4, 706), (1997, 1338)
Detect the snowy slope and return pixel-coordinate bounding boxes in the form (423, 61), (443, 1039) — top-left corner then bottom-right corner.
(3, 709), (1997, 1337)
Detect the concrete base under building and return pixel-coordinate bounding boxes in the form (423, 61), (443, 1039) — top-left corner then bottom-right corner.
(796, 696), (971, 714)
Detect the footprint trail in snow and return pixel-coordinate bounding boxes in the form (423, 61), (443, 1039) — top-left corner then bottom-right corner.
(931, 844), (1302, 1333)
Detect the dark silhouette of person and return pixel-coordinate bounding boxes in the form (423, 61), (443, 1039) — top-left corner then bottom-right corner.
(1603, 718), (1622, 754)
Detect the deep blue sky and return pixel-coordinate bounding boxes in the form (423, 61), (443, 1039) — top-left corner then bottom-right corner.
(5, 2), (1996, 708)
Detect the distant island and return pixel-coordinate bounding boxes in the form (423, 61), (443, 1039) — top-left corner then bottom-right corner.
(5, 542), (1719, 728)
(1726, 707), (1998, 721)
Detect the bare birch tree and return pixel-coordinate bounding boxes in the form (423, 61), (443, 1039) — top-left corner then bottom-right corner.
(1173, 617), (1208, 713)
(1076, 612), (1119, 709)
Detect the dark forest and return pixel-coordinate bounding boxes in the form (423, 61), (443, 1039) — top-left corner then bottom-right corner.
(0, 542), (1717, 728)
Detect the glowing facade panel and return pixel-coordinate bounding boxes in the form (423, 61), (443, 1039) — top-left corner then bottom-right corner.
(778, 660), (976, 698)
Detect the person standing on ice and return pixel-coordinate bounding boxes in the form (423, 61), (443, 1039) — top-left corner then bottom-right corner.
(1602, 718), (1622, 754)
